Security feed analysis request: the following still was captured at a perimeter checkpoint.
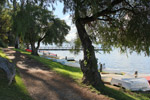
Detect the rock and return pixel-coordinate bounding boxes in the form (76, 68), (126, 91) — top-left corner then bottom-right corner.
(0, 69), (7, 80)
(0, 57), (16, 85)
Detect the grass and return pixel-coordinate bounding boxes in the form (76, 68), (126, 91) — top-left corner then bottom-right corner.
(0, 48), (32, 100)
(15, 49), (150, 100)
(15, 49), (83, 81)
(0, 48), (8, 59)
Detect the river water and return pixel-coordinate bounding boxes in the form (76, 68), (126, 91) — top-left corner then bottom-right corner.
(39, 42), (150, 74)
(42, 49), (150, 74)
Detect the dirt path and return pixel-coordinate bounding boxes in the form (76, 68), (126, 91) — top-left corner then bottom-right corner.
(3, 47), (111, 100)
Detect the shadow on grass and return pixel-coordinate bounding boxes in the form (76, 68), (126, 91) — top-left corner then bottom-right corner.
(15, 49), (150, 100)
(94, 85), (136, 100)
(15, 49), (83, 80)
(0, 69), (32, 100)
(0, 49), (32, 100)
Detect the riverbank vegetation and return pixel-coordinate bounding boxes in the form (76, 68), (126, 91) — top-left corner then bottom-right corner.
(60, 0), (150, 89)
(1, 0), (150, 99)
(13, 3), (70, 55)
(0, 49), (32, 100)
(15, 48), (150, 100)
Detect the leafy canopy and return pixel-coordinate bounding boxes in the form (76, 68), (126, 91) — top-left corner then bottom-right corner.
(61, 0), (150, 56)
(0, 2), (12, 47)
(14, 2), (70, 46)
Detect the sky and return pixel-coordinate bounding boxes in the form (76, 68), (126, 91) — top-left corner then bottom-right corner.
(49, 2), (77, 41)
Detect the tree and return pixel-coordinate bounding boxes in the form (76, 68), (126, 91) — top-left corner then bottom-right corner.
(60, 0), (150, 89)
(0, 2), (12, 47)
(0, 0), (6, 9)
(10, 0), (19, 48)
(15, 3), (70, 55)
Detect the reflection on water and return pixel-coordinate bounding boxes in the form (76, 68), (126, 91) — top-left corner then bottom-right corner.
(46, 49), (150, 74)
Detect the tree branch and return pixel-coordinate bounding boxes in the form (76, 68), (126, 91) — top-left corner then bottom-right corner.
(80, 0), (134, 24)
(97, 18), (112, 21)
(36, 33), (47, 49)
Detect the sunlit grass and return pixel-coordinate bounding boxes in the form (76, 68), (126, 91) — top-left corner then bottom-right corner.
(15, 49), (83, 80)
(0, 48), (8, 59)
(0, 49), (32, 100)
(0, 71), (32, 100)
(15, 49), (150, 100)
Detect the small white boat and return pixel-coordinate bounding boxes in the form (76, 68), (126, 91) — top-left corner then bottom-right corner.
(41, 53), (80, 67)
(65, 57), (75, 61)
(53, 59), (67, 64)
(101, 73), (133, 83)
(111, 77), (150, 91)
(64, 62), (80, 68)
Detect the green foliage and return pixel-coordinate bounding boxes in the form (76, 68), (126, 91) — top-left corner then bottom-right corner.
(0, 38), (7, 48)
(0, 0), (6, 10)
(43, 18), (70, 45)
(61, 0), (150, 56)
(0, 48), (7, 58)
(13, 2), (70, 51)
(69, 36), (82, 54)
(0, 7), (12, 47)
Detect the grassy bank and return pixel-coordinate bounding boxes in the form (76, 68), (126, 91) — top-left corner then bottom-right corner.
(15, 49), (150, 100)
(0, 48), (32, 100)
(15, 49), (83, 81)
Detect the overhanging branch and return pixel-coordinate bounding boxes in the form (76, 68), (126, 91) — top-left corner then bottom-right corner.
(36, 33), (47, 49)
(80, 0), (134, 24)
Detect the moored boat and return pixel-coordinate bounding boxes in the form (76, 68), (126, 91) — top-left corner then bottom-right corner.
(143, 76), (150, 84)
(111, 77), (150, 91)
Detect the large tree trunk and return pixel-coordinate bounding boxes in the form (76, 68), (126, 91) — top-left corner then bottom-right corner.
(13, 0), (19, 49)
(75, 19), (104, 88)
(15, 36), (19, 49)
(26, 43), (30, 49)
(30, 42), (38, 56)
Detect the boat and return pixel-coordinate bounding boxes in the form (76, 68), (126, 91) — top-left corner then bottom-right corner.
(63, 61), (80, 68)
(111, 77), (150, 91)
(65, 57), (75, 61)
(43, 52), (58, 59)
(52, 59), (67, 64)
(25, 49), (32, 52)
(101, 73), (133, 84)
(143, 76), (150, 84)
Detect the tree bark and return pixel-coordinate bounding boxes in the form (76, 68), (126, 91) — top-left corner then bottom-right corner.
(30, 42), (38, 56)
(75, 19), (104, 88)
(15, 36), (19, 49)
(29, 33), (45, 56)
(26, 43), (30, 49)
(13, 0), (19, 49)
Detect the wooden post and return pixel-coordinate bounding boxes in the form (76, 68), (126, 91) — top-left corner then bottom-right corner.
(135, 71), (138, 78)
(65, 56), (67, 60)
(79, 59), (81, 65)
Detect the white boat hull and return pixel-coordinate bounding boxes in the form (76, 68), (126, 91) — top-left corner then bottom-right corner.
(111, 78), (150, 91)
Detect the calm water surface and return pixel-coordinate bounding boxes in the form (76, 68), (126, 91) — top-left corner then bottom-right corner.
(45, 49), (150, 74)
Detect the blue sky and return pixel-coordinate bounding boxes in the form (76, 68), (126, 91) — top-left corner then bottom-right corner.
(49, 2), (77, 41)
(52, 2), (66, 18)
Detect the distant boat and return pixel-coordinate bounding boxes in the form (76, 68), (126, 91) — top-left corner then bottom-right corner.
(25, 49), (32, 52)
(52, 58), (80, 68)
(63, 61), (80, 68)
(144, 76), (150, 84)
(42, 51), (58, 58)
(65, 57), (75, 61)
